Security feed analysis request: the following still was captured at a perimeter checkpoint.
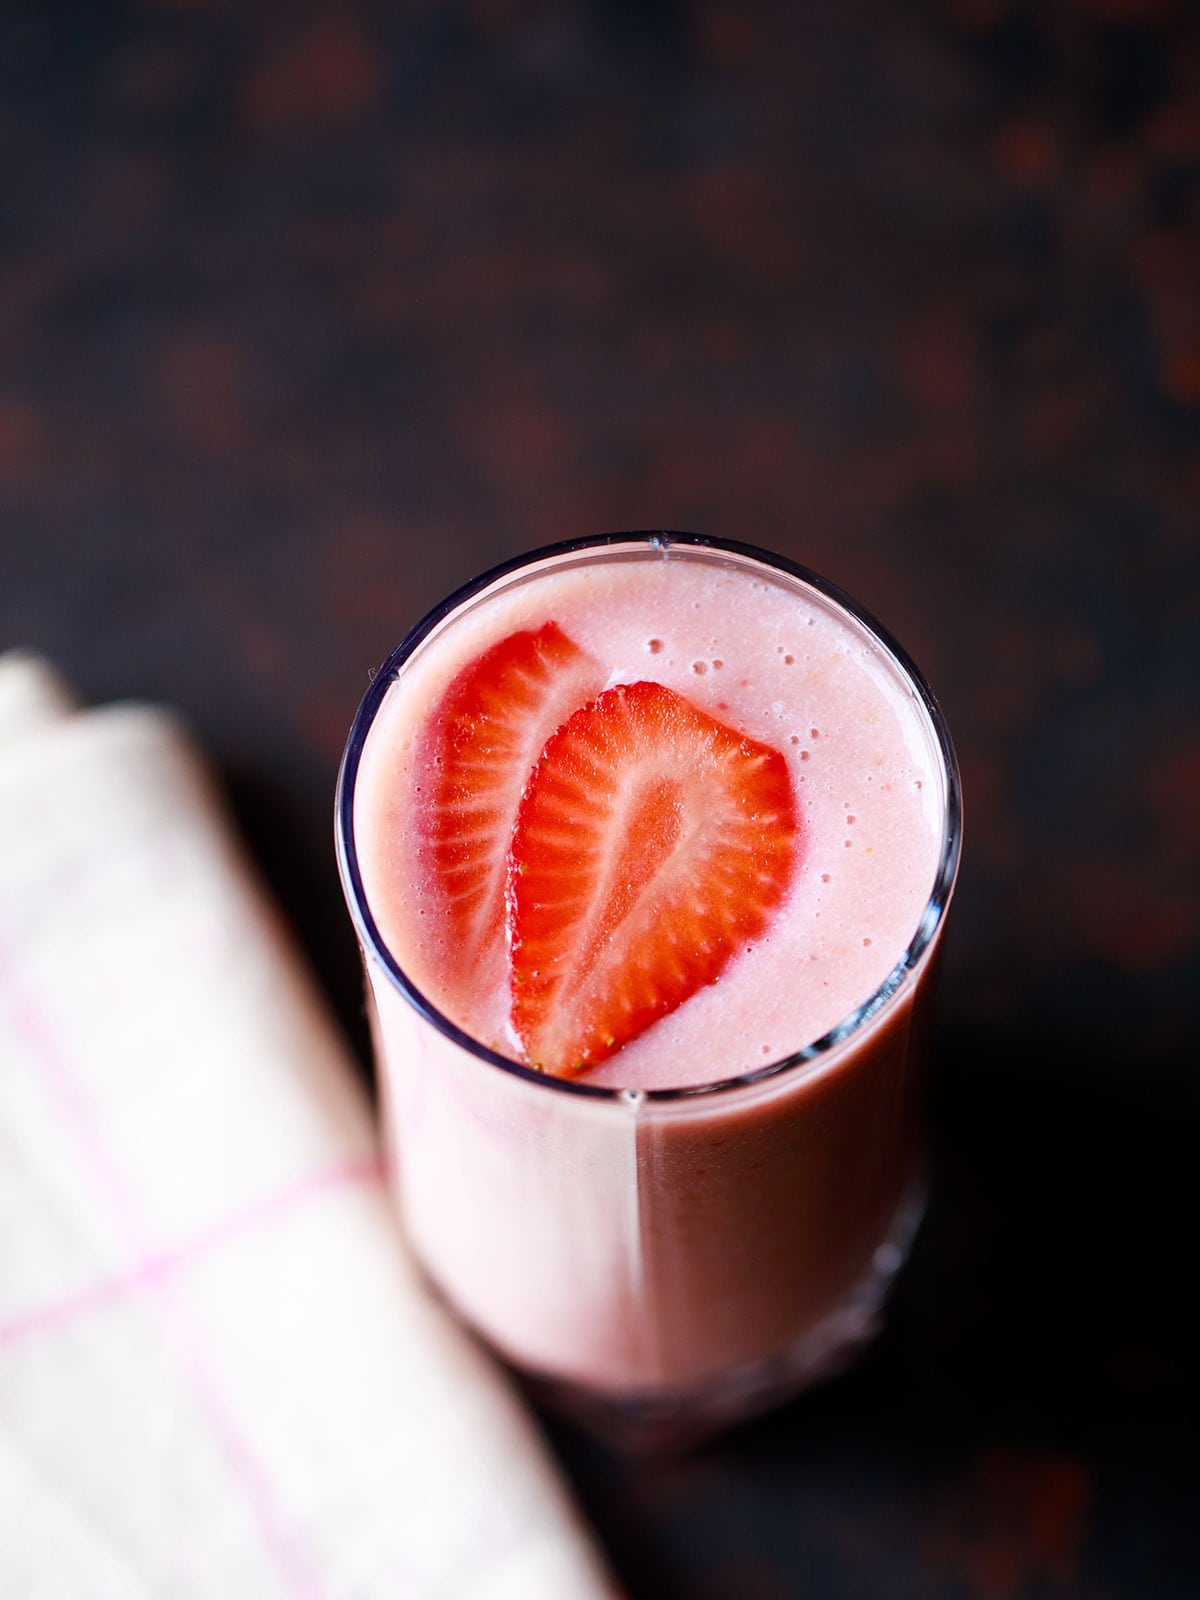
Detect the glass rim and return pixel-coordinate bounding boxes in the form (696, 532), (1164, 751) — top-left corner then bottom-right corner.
(335, 530), (962, 1104)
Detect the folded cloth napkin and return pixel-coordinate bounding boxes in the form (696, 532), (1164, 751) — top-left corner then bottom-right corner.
(0, 652), (617, 1600)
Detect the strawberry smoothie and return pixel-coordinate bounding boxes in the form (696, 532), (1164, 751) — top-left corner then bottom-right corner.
(338, 534), (960, 1440)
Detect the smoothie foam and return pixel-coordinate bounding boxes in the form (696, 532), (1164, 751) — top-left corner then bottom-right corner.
(354, 554), (942, 1090)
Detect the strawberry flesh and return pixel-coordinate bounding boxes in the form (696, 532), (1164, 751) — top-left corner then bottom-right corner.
(507, 680), (800, 1076)
(418, 622), (604, 998)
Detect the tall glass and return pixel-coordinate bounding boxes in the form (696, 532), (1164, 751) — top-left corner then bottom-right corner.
(336, 533), (961, 1447)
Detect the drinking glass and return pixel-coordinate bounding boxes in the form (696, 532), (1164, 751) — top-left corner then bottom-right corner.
(336, 532), (961, 1448)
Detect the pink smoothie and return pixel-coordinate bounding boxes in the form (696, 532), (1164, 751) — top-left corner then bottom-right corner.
(344, 538), (956, 1425)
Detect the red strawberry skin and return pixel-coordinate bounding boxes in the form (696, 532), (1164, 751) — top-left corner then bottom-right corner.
(507, 680), (800, 1077)
(418, 622), (603, 993)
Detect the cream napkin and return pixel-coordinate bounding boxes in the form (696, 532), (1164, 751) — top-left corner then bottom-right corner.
(0, 652), (616, 1600)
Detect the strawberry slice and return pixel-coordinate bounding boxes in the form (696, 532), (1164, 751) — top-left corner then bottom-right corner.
(418, 622), (604, 992)
(508, 680), (800, 1076)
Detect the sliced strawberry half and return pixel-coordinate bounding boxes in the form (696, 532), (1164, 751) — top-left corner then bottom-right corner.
(508, 680), (800, 1076)
(418, 622), (604, 990)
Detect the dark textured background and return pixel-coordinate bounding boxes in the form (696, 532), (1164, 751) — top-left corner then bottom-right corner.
(2, 2), (1198, 1595)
